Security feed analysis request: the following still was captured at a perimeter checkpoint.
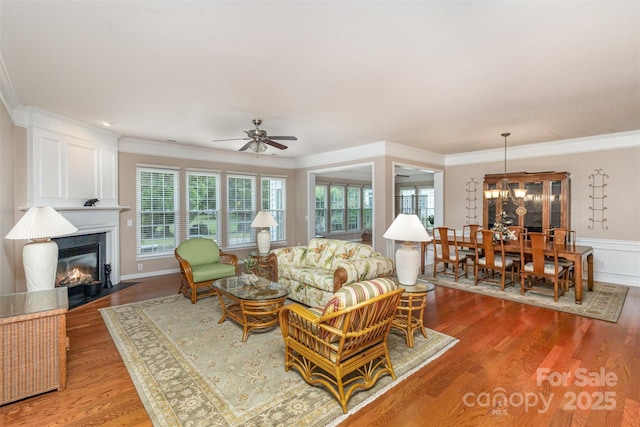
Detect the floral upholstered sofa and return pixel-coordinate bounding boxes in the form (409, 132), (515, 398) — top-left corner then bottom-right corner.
(268, 238), (394, 306)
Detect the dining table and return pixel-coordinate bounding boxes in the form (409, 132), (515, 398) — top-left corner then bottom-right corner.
(421, 237), (594, 305)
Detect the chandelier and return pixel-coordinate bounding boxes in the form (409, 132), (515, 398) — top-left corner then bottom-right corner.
(484, 132), (528, 216)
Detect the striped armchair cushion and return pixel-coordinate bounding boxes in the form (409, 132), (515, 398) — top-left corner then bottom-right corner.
(322, 277), (397, 315)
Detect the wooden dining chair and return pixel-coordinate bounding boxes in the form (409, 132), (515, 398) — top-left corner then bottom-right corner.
(520, 232), (568, 302)
(460, 224), (482, 266)
(474, 229), (516, 290)
(547, 228), (577, 291)
(433, 227), (468, 281)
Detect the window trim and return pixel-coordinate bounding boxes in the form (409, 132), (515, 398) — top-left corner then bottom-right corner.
(136, 166), (180, 258)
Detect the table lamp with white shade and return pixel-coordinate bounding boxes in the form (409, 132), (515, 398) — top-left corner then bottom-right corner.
(251, 211), (278, 254)
(383, 213), (432, 286)
(6, 206), (78, 292)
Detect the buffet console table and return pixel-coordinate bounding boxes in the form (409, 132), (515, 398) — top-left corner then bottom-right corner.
(421, 238), (593, 305)
(0, 287), (69, 405)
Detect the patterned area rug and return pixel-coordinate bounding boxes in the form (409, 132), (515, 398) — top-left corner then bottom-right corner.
(100, 295), (458, 426)
(425, 272), (628, 322)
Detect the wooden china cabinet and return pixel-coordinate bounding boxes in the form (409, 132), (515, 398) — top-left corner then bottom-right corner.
(483, 171), (570, 233)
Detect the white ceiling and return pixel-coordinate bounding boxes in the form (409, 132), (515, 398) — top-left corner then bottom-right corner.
(1, 1), (639, 158)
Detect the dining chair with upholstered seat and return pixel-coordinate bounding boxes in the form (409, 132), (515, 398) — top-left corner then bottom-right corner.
(433, 227), (468, 281)
(520, 232), (568, 302)
(547, 228), (577, 291)
(474, 229), (517, 290)
(460, 224), (482, 267)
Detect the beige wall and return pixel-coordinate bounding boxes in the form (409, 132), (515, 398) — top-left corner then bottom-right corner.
(118, 151), (295, 277)
(0, 102), (15, 294)
(444, 147), (640, 241)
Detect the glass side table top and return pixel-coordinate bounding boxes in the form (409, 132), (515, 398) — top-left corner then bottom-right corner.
(390, 277), (433, 293)
(0, 287), (69, 318)
(214, 276), (289, 301)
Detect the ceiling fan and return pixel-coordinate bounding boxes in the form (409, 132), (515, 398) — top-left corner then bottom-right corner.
(211, 119), (297, 152)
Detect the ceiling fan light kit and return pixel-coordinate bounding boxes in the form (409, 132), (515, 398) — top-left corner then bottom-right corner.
(212, 119), (297, 153)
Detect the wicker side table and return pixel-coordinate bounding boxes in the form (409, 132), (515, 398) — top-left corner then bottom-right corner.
(391, 282), (429, 348)
(0, 287), (68, 405)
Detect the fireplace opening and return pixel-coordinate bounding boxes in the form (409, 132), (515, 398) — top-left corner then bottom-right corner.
(54, 233), (107, 303)
(56, 243), (100, 287)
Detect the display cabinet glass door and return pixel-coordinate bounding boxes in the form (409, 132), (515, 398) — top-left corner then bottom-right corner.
(523, 181), (543, 232)
(483, 172), (570, 233)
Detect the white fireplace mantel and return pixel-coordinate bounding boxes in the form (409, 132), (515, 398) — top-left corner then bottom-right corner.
(18, 208), (129, 286)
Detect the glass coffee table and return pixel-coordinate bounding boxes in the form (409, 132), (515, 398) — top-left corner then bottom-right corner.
(213, 275), (290, 341)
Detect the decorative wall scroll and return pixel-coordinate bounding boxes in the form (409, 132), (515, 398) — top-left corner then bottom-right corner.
(465, 178), (479, 224)
(588, 169), (609, 230)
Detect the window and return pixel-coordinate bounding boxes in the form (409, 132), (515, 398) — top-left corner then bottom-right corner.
(187, 172), (220, 242)
(362, 187), (373, 229)
(418, 187), (435, 228)
(315, 184), (327, 234)
(261, 176), (286, 242)
(399, 187), (416, 214)
(136, 167), (179, 256)
(316, 184), (371, 235)
(330, 185), (345, 231)
(347, 186), (361, 230)
(227, 174), (256, 246)
(396, 186), (434, 228)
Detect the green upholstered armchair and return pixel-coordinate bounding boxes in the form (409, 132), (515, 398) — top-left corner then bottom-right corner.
(175, 238), (239, 303)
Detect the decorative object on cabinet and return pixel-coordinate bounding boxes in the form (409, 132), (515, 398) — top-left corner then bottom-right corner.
(483, 171), (570, 234)
(465, 177), (479, 224)
(383, 214), (432, 286)
(5, 207), (78, 292)
(588, 169), (609, 230)
(483, 133), (528, 215)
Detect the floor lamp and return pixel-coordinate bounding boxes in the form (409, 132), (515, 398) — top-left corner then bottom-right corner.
(6, 206), (78, 292)
(251, 211), (278, 254)
(383, 214), (432, 286)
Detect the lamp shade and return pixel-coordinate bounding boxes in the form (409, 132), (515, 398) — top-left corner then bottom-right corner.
(383, 214), (431, 243)
(6, 206), (78, 241)
(250, 211), (278, 228)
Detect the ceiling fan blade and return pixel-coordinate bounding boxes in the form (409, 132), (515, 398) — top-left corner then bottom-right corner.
(238, 141), (253, 151)
(211, 137), (251, 142)
(267, 136), (297, 141)
(265, 139), (288, 150)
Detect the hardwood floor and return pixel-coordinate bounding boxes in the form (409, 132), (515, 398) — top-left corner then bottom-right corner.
(1, 273), (638, 426)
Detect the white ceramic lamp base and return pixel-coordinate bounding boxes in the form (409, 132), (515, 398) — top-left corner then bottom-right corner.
(23, 240), (59, 292)
(256, 229), (272, 254)
(395, 242), (420, 286)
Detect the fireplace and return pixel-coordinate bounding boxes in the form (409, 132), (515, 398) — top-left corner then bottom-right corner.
(54, 233), (106, 300)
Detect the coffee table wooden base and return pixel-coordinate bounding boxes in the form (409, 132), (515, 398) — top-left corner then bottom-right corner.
(216, 294), (288, 341)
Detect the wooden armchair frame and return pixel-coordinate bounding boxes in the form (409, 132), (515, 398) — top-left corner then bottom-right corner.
(175, 242), (239, 304)
(279, 287), (404, 413)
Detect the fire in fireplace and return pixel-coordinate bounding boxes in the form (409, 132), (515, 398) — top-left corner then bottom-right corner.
(56, 244), (100, 287)
(54, 233), (107, 299)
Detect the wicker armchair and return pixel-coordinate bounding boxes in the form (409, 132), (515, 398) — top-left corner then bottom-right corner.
(279, 277), (404, 413)
(175, 238), (239, 303)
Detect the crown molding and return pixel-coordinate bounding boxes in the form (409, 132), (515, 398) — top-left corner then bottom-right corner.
(119, 137), (295, 169)
(14, 105), (120, 146)
(0, 53), (19, 122)
(294, 140), (445, 169)
(445, 131), (640, 167)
